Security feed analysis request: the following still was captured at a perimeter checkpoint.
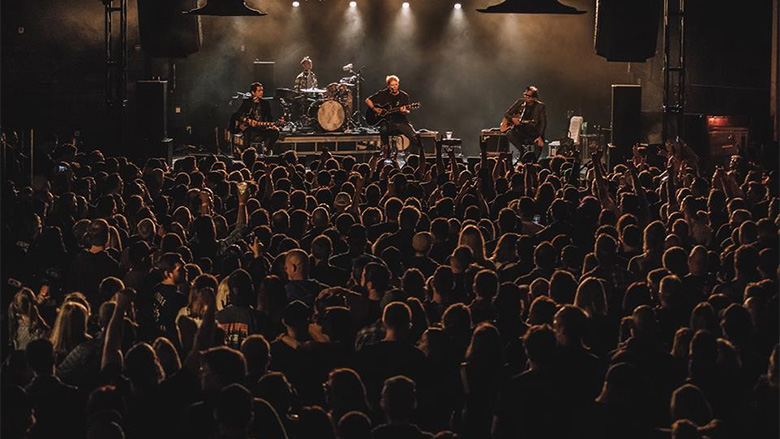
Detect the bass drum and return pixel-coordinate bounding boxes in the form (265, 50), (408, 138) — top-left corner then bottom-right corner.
(311, 99), (347, 132)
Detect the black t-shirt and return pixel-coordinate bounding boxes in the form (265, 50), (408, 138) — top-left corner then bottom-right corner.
(237, 97), (273, 123)
(215, 305), (267, 349)
(149, 283), (187, 344)
(357, 340), (427, 410)
(67, 249), (120, 309)
(368, 89), (410, 123)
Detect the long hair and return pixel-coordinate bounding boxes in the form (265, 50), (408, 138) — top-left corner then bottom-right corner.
(465, 322), (504, 371)
(189, 273), (219, 319)
(326, 368), (370, 422)
(50, 301), (91, 358)
(459, 225), (487, 263)
(574, 277), (608, 318)
(125, 342), (165, 391)
(491, 233), (519, 265)
(8, 288), (50, 348)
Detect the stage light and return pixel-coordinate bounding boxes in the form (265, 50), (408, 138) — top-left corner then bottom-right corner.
(349, 1), (357, 7)
(292, 1), (300, 7)
(402, 2), (410, 9)
(454, 3), (462, 9)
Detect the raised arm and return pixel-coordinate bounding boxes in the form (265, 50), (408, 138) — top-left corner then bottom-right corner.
(665, 158), (678, 211)
(183, 287), (217, 373)
(236, 182), (250, 227)
(567, 150), (581, 187)
(435, 140), (446, 179)
(286, 164), (306, 191)
(448, 147), (459, 182)
(502, 151), (514, 180)
(415, 139), (426, 181)
(101, 288), (135, 370)
(625, 159), (649, 220)
(592, 151), (617, 213)
(348, 171), (365, 216)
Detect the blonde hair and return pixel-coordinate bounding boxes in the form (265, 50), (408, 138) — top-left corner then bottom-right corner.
(50, 301), (91, 358)
(107, 225), (122, 252)
(8, 288), (50, 349)
(216, 277), (230, 311)
(574, 277), (608, 318)
(459, 225), (486, 262)
(386, 75), (399, 85)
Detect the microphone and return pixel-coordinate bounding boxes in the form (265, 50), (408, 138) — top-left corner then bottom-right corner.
(342, 63), (353, 72)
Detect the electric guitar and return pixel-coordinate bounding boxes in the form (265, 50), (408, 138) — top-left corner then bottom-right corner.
(365, 102), (421, 126)
(231, 115), (278, 134)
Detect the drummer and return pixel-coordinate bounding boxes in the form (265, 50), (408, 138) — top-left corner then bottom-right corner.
(293, 56), (318, 92)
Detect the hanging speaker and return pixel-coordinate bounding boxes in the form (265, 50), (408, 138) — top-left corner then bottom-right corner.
(137, 0), (201, 58)
(595, 0), (661, 62)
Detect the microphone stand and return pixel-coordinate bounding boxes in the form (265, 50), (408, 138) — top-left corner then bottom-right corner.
(347, 66), (368, 130)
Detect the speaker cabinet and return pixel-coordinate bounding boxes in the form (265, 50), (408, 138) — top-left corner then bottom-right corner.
(136, 80), (168, 147)
(610, 84), (641, 168)
(595, 0), (661, 62)
(253, 61), (275, 97)
(137, 0), (201, 58)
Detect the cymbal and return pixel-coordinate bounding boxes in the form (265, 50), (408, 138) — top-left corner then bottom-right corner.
(276, 88), (303, 100)
(338, 82), (355, 87)
(301, 88), (327, 94)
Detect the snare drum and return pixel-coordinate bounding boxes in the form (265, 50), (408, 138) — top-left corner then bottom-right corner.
(310, 99), (347, 132)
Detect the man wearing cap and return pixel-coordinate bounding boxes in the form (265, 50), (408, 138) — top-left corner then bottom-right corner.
(293, 56), (319, 92)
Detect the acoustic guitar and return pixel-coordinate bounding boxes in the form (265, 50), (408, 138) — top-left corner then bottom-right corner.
(365, 102), (421, 126)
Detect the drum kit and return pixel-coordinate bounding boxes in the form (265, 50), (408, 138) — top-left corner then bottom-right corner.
(276, 74), (362, 133)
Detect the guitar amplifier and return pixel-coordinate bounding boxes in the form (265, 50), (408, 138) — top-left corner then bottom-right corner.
(480, 129), (511, 154)
(392, 130), (438, 154)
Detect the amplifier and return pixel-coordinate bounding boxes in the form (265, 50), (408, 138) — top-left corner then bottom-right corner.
(480, 129), (510, 154)
(393, 130), (439, 154)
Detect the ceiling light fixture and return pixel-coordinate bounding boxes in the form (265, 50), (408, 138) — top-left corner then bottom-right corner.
(477, 0), (586, 14)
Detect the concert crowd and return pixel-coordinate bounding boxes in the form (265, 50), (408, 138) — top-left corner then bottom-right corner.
(1, 133), (778, 439)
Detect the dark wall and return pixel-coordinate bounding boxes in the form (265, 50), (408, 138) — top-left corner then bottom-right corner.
(1, 0), (775, 155)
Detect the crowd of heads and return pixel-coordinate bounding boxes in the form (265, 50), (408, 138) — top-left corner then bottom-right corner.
(1, 133), (778, 439)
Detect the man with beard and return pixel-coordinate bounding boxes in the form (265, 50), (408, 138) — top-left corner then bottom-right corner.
(148, 252), (188, 345)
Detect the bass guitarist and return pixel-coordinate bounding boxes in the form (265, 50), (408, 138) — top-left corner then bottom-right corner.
(501, 85), (547, 160)
(365, 75), (421, 160)
(233, 82), (279, 155)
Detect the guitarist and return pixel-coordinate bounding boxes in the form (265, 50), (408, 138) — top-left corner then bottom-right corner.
(233, 82), (279, 155)
(365, 75), (420, 160)
(502, 86), (547, 160)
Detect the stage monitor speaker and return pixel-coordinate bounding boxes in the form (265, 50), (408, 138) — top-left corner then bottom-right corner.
(137, 0), (201, 58)
(610, 84), (641, 168)
(254, 61), (275, 97)
(136, 80), (168, 148)
(595, 0), (661, 62)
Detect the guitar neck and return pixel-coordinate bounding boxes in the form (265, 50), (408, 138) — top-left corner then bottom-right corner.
(382, 103), (419, 115)
(241, 117), (275, 127)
